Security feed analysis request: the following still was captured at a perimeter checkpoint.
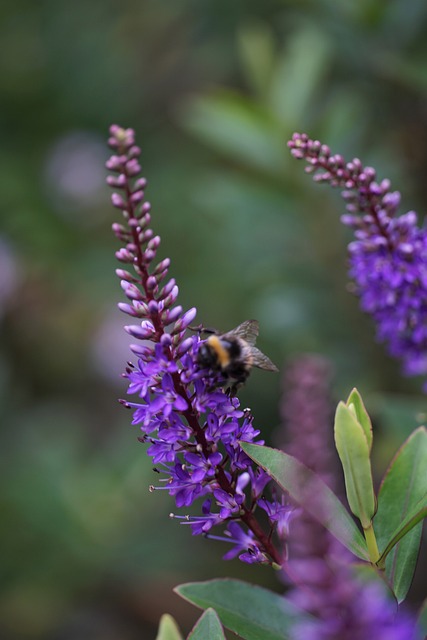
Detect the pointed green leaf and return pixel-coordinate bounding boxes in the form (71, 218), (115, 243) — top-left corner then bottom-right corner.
(187, 609), (225, 639)
(334, 402), (376, 528)
(268, 26), (331, 128)
(237, 22), (275, 97)
(175, 579), (305, 640)
(376, 427), (427, 603)
(346, 388), (373, 452)
(240, 443), (368, 560)
(179, 92), (284, 174)
(155, 614), (184, 640)
(379, 497), (427, 564)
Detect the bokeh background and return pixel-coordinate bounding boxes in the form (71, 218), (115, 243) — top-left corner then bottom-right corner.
(1, 1), (427, 638)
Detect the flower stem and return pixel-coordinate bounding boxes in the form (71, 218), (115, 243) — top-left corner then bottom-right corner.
(364, 521), (380, 564)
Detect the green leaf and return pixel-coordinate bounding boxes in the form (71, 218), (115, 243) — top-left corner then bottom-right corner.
(155, 613), (184, 640)
(378, 494), (427, 563)
(268, 26), (331, 128)
(376, 427), (427, 603)
(240, 443), (368, 560)
(187, 609), (225, 639)
(179, 91), (285, 174)
(346, 388), (373, 452)
(334, 402), (376, 529)
(237, 21), (275, 97)
(175, 579), (304, 640)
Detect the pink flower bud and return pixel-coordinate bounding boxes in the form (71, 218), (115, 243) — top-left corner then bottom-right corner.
(146, 276), (157, 291)
(121, 281), (143, 301)
(111, 193), (126, 209)
(164, 305), (182, 324)
(118, 302), (139, 316)
(115, 248), (134, 263)
(148, 300), (159, 315)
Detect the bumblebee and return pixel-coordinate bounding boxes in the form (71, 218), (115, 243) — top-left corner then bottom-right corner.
(197, 319), (278, 392)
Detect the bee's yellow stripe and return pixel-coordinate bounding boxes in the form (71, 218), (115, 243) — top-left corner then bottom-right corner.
(207, 335), (230, 367)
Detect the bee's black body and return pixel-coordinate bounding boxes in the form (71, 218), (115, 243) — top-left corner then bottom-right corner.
(196, 320), (278, 392)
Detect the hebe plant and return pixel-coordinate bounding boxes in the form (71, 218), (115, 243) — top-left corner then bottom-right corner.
(106, 125), (427, 639)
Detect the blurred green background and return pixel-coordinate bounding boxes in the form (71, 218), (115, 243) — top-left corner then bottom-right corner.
(1, 1), (427, 637)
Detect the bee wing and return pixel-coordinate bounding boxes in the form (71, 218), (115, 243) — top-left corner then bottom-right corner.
(225, 319), (259, 346)
(250, 347), (279, 372)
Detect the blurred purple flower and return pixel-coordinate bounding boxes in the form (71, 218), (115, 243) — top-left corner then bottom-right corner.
(288, 133), (427, 389)
(45, 131), (107, 224)
(0, 237), (21, 319)
(107, 124), (292, 565)
(90, 310), (133, 382)
(280, 355), (416, 639)
(290, 555), (417, 640)
(278, 354), (335, 486)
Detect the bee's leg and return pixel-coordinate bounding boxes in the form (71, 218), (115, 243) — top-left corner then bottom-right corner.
(227, 382), (241, 397)
(188, 324), (204, 334)
(205, 373), (227, 394)
(188, 324), (217, 336)
(223, 375), (236, 396)
(227, 372), (249, 396)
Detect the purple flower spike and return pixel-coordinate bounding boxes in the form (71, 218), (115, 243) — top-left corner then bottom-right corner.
(290, 564), (417, 640)
(288, 133), (427, 389)
(279, 356), (417, 639)
(107, 125), (293, 565)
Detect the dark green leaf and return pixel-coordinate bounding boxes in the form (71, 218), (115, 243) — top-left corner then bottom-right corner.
(187, 609), (225, 639)
(179, 92), (284, 173)
(175, 579), (304, 640)
(268, 26), (331, 128)
(378, 494), (427, 567)
(237, 22), (275, 97)
(240, 443), (368, 560)
(334, 402), (376, 529)
(155, 614), (184, 640)
(375, 427), (427, 602)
